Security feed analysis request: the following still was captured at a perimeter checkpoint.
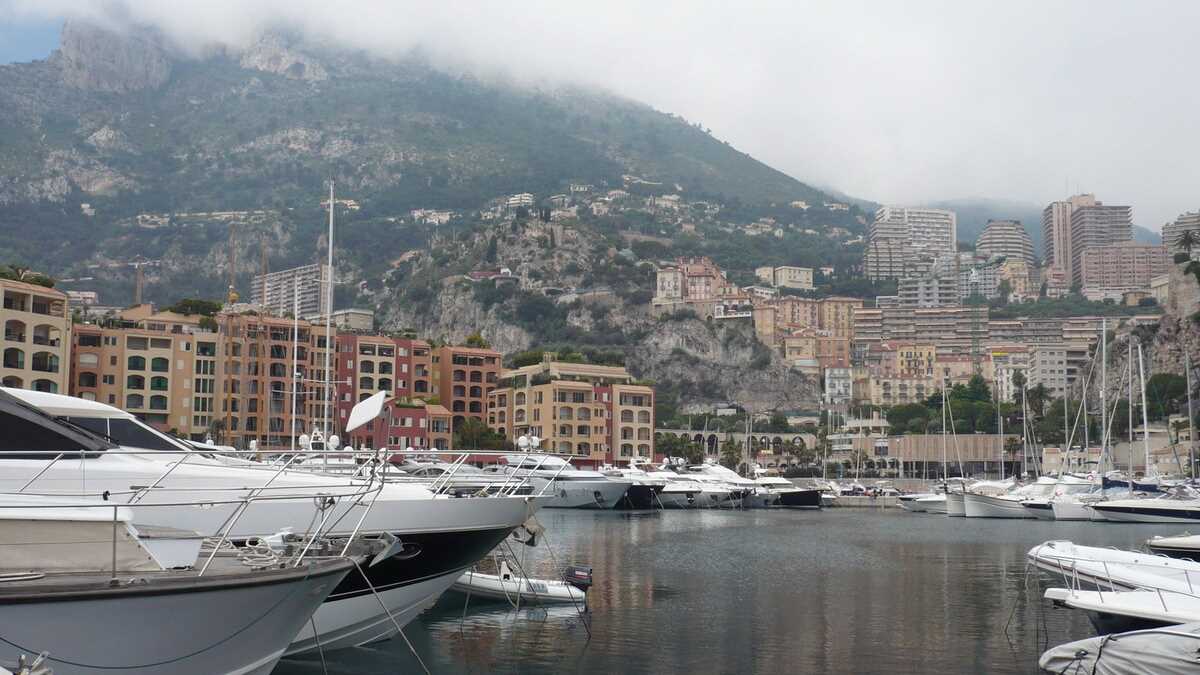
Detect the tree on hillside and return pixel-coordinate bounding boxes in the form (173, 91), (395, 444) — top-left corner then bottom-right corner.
(1146, 373), (1187, 421)
(1176, 230), (1198, 256)
(463, 331), (491, 349)
(719, 439), (742, 471)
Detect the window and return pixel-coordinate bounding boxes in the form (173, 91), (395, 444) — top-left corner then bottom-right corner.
(78, 352), (99, 366)
(2, 347), (23, 369)
(78, 372), (97, 387)
(78, 333), (101, 347)
(378, 362), (392, 374)
(360, 361), (375, 374)
(150, 357), (169, 372)
(150, 376), (169, 391)
(31, 379), (57, 393)
(149, 395), (168, 411)
(638, 410), (651, 424)
(515, 392), (526, 405)
(126, 394), (145, 409)
(127, 375), (145, 389)
(378, 378), (392, 390)
(102, 374), (115, 385)
(128, 355), (146, 370)
(360, 376), (374, 390)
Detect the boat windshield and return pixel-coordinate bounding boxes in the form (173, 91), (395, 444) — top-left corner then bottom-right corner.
(0, 388), (115, 458)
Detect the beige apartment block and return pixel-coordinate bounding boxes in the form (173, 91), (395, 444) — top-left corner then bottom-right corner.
(1, 279), (71, 393)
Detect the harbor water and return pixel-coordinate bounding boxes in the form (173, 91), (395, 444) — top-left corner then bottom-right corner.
(275, 509), (1195, 674)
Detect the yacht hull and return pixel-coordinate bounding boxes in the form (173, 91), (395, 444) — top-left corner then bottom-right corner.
(776, 489), (822, 508)
(1051, 500), (1094, 521)
(656, 490), (699, 509)
(1090, 503), (1200, 524)
(1023, 500), (1057, 520)
(916, 495), (947, 514)
(743, 491), (779, 509)
(963, 493), (1033, 518)
(0, 561), (351, 675)
(946, 492), (966, 517)
(540, 479), (631, 509)
(615, 484), (664, 510)
(898, 495), (926, 512)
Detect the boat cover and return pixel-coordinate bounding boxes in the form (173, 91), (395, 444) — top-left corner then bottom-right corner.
(1039, 623), (1200, 674)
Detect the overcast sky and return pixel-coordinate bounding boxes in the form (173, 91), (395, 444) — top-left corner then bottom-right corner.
(2, 0), (1197, 230)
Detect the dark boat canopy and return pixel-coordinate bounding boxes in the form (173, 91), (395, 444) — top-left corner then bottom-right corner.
(0, 388), (114, 459)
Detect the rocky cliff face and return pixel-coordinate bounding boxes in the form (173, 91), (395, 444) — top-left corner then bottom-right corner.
(238, 34), (328, 81)
(52, 20), (172, 93)
(629, 318), (817, 411)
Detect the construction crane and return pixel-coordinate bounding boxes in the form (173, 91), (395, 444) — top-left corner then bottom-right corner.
(226, 223), (239, 305)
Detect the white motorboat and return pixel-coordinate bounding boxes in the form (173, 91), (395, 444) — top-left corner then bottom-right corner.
(1040, 622), (1200, 674)
(945, 491), (966, 517)
(641, 468), (706, 508)
(897, 493), (932, 512)
(915, 494), (948, 514)
(685, 461), (761, 506)
(962, 478), (1034, 518)
(1028, 540), (1200, 594)
(1023, 475), (1097, 520)
(0, 494), (354, 675)
(451, 559), (589, 605)
(601, 461), (669, 509)
(2, 387), (547, 656)
(1147, 533), (1200, 559)
(1090, 486), (1200, 523)
(752, 476), (822, 508)
(489, 454), (632, 509)
(1044, 587), (1200, 634)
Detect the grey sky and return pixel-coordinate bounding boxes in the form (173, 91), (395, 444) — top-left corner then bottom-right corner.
(4, 0), (1197, 230)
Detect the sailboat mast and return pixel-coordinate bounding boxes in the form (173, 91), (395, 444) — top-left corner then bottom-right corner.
(1100, 318), (1107, 473)
(290, 284), (299, 453)
(997, 397), (1004, 480)
(1137, 341), (1151, 477)
(323, 180), (335, 439)
(1128, 340), (1134, 479)
(941, 379), (948, 482)
(1188, 352), (1196, 481)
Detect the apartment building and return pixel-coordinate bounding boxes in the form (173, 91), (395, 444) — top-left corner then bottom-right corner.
(959, 260), (1001, 300)
(864, 207), (957, 281)
(1028, 342), (1091, 399)
(1078, 243), (1170, 295)
(432, 345), (502, 429)
(897, 267), (959, 307)
(334, 333), (433, 449)
(249, 263), (331, 319)
(1042, 194), (1097, 278)
(1163, 211), (1200, 255)
(754, 265), (814, 290)
(1, 279), (71, 394)
(1070, 202), (1133, 286)
(487, 356), (654, 466)
(71, 324), (205, 437)
(975, 219), (1035, 265)
(989, 345), (1030, 403)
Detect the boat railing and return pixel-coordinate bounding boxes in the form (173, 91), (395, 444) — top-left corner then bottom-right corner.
(1038, 549), (1200, 603)
(0, 483), (386, 578)
(384, 448), (577, 499)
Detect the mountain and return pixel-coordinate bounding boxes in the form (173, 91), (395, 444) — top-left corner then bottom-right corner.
(928, 197), (1160, 256)
(0, 22), (834, 271)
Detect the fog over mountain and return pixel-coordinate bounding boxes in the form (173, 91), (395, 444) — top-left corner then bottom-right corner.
(3, 0), (1198, 230)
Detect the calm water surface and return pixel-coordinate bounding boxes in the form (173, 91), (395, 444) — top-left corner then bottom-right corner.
(276, 509), (1196, 674)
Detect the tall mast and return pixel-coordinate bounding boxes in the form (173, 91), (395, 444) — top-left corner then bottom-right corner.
(1188, 352), (1196, 481)
(323, 180), (335, 438)
(1100, 318), (1107, 473)
(997, 390), (1004, 480)
(941, 379), (948, 482)
(1137, 341), (1152, 477)
(1128, 339), (1134, 482)
(290, 284), (299, 453)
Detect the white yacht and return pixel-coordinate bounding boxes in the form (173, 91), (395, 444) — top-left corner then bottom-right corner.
(640, 466), (706, 508)
(915, 493), (948, 514)
(962, 478), (1030, 518)
(0, 494), (354, 675)
(752, 475), (822, 508)
(1090, 486), (1200, 523)
(1021, 474), (1097, 520)
(601, 460), (669, 509)
(1, 387), (548, 656)
(490, 453), (632, 509)
(684, 461), (760, 507)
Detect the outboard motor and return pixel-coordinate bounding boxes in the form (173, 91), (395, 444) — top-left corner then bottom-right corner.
(564, 564), (593, 592)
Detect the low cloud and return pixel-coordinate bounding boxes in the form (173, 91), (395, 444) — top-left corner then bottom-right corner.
(5, 0), (1198, 229)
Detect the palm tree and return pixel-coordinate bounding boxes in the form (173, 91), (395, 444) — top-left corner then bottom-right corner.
(1176, 230), (1199, 257)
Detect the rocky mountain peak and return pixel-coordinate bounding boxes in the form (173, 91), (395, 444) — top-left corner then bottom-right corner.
(238, 33), (328, 81)
(52, 19), (172, 93)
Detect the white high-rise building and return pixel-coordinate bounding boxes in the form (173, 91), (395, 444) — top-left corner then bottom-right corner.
(250, 263), (332, 319)
(1041, 194), (1096, 278)
(864, 207), (957, 280)
(1163, 211), (1200, 254)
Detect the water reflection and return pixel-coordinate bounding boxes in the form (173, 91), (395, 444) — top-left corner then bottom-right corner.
(277, 510), (1195, 674)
